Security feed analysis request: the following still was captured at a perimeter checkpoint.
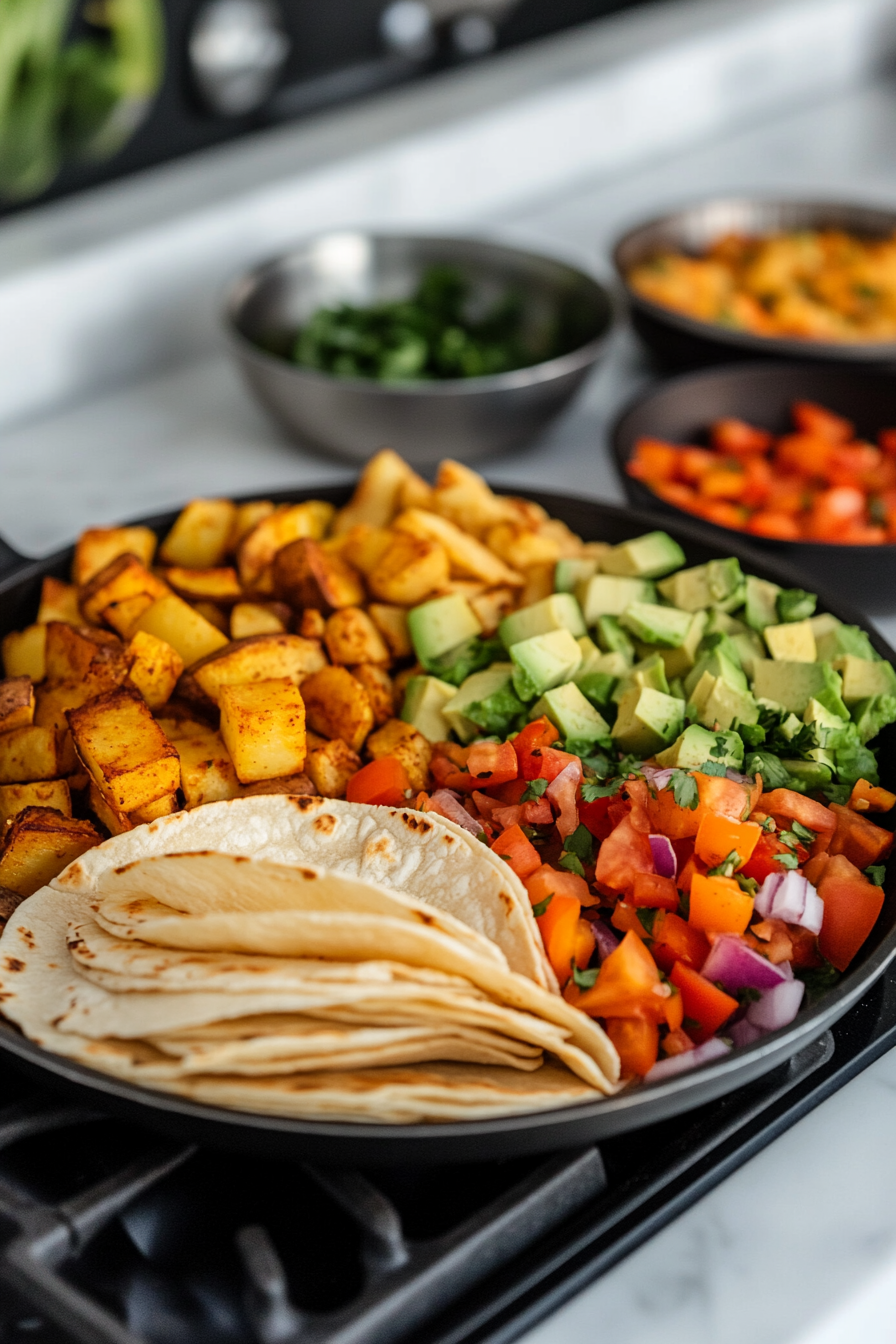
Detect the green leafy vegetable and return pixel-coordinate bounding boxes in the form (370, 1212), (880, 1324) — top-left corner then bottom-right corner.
(465, 682), (528, 736)
(563, 824), (595, 865)
(423, 634), (505, 687)
(790, 820), (817, 844)
(698, 761), (727, 777)
(521, 778), (549, 802)
(866, 865), (887, 887)
(707, 850), (741, 878)
(737, 722), (766, 748)
(636, 907), (659, 936)
(735, 873), (759, 895)
(745, 751), (792, 790)
(531, 894), (553, 917)
(559, 852), (586, 878)
(777, 588), (817, 623)
(795, 959), (840, 1001)
(572, 964), (598, 990)
(670, 770), (699, 810)
(581, 778), (624, 803)
(772, 851), (799, 870)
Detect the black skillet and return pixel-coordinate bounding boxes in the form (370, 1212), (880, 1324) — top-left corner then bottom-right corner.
(0, 487), (893, 1165)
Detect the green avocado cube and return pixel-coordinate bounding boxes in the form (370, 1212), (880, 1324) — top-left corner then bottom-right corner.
(574, 635), (628, 682)
(654, 724), (744, 770)
(407, 594), (481, 664)
(611, 687), (685, 756)
(815, 623), (878, 663)
(744, 576), (782, 631)
(834, 655), (896, 704)
(577, 671), (617, 708)
(804, 697), (849, 731)
(600, 531), (686, 579)
(731, 629), (766, 679)
(443, 664), (514, 743)
(684, 646), (747, 699)
(782, 758), (833, 789)
(401, 675), (457, 742)
(764, 620), (816, 662)
(657, 557), (744, 611)
(612, 652), (670, 704)
(655, 610), (709, 680)
(752, 660), (848, 718)
(499, 593), (585, 649)
(577, 575), (655, 624)
(595, 615), (635, 665)
(509, 628), (582, 701)
(851, 694), (896, 743)
(555, 556), (600, 594)
(705, 609), (749, 638)
(530, 682), (612, 749)
(619, 602), (693, 648)
(809, 612), (841, 641)
(687, 672), (759, 731)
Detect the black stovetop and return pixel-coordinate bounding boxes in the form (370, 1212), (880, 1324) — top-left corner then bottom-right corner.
(2, 971), (895, 1344)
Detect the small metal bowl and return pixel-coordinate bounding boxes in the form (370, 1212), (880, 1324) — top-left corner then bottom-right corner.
(613, 197), (896, 371)
(225, 231), (613, 467)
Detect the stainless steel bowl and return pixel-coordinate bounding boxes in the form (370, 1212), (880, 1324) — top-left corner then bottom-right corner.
(224, 231), (613, 466)
(613, 197), (896, 370)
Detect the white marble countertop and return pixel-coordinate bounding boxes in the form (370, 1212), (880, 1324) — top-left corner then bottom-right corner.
(2, 3), (896, 1340)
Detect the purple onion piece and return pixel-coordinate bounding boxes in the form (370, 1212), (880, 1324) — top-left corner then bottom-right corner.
(772, 870), (809, 924)
(801, 886), (825, 936)
(546, 759), (582, 805)
(646, 1037), (731, 1083)
(728, 1018), (764, 1048)
(642, 765), (674, 791)
(429, 790), (482, 835)
(746, 979), (805, 1032)
(726, 767), (754, 785)
(579, 911), (620, 962)
(700, 934), (790, 992)
(755, 871), (824, 933)
(649, 833), (677, 879)
(753, 872), (782, 919)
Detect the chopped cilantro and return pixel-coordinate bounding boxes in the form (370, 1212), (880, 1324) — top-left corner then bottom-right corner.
(559, 852), (586, 878)
(521, 778), (549, 802)
(531, 894), (553, 917)
(735, 873), (759, 896)
(572, 964), (598, 990)
(498, 853), (513, 864)
(682, 1015), (701, 1033)
(790, 820), (816, 844)
(778, 830), (801, 849)
(736, 986), (762, 1005)
(772, 851), (799, 869)
(866, 864), (887, 887)
(821, 783), (851, 806)
(677, 891), (690, 919)
(581, 777), (624, 803)
(564, 824), (595, 864)
(670, 770), (699, 810)
(795, 959), (840, 1002)
(709, 734), (730, 759)
(737, 722), (766, 748)
(636, 907), (659, 936)
(476, 831), (489, 845)
(698, 761), (728, 777)
(707, 849), (740, 878)
(760, 816), (775, 832)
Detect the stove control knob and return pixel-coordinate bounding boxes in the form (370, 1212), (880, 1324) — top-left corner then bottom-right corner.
(451, 11), (497, 55)
(380, 1), (434, 57)
(189, 0), (290, 117)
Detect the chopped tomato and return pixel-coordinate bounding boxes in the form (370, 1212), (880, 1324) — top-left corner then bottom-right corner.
(740, 833), (799, 884)
(669, 961), (738, 1043)
(788, 924), (823, 970)
(489, 778), (529, 805)
(624, 777), (653, 833)
(848, 779), (896, 813)
(689, 872), (754, 935)
(520, 797), (554, 826)
(711, 418), (773, 455)
(466, 741), (518, 789)
(802, 852), (830, 887)
(695, 773), (754, 824)
(605, 1016), (659, 1078)
(573, 931), (669, 1022)
(631, 872), (680, 911)
(676, 852), (707, 893)
(513, 717), (559, 779)
(536, 892), (581, 986)
(760, 790), (837, 836)
(817, 853), (885, 971)
(490, 824), (541, 880)
(662, 1026), (695, 1057)
(694, 812), (761, 868)
(573, 919), (596, 971)
(524, 862), (591, 908)
(650, 911), (710, 973)
(594, 814), (654, 895)
(611, 900), (651, 940)
(791, 400), (854, 442)
(345, 757), (411, 807)
(828, 803), (894, 869)
(579, 793), (615, 841)
(535, 746), (582, 784)
(548, 761), (582, 839)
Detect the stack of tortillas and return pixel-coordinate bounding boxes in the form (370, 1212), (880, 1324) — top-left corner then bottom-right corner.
(0, 797), (619, 1123)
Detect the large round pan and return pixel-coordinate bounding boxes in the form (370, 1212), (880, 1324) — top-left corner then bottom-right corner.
(0, 488), (893, 1165)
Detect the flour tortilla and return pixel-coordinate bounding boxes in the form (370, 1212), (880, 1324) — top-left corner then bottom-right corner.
(51, 796), (553, 988)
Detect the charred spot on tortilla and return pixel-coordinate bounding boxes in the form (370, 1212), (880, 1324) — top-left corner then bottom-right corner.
(365, 835), (394, 860)
(399, 813), (432, 834)
(56, 861), (85, 886)
(290, 795), (323, 814)
(313, 814), (337, 834)
(3, 957), (24, 972)
(114, 861), (142, 875)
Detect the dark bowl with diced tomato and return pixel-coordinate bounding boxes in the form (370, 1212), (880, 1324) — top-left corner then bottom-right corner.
(611, 363), (896, 614)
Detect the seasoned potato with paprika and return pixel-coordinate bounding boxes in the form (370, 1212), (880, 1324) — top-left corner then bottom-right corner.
(79, 553), (170, 626)
(0, 807), (101, 896)
(300, 666), (374, 753)
(125, 630), (184, 711)
(68, 686), (181, 813)
(305, 737), (362, 798)
(73, 526), (157, 587)
(367, 533), (449, 605)
(219, 678), (307, 784)
(273, 538), (365, 612)
(366, 718), (432, 793)
(0, 780), (71, 829)
(191, 634), (326, 703)
(159, 499), (237, 569)
(324, 608), (390, 666)
(0, 678), (34, 734)
(349, 664), (393, 726)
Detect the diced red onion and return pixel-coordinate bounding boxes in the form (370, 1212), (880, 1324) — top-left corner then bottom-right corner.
(754, 871), (824, 934)
(728, 1018), (763, 1048)
(592, 920), (620, 963)
(801, 886), (825, 936)
(646, 1037), (731, 1082)
(700, 935), (790, 992)
(648, 833), (677, 879)
(725, 767), (754, 785)
(547, 761), (582, 840)
(641, 765), (674, 791)
(429, 790), (482, 835)
(746, 979), (805, 1032)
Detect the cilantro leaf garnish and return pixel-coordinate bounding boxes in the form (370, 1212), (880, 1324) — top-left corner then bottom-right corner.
(866, 864), (887, 887)
(572, 964), (598, 990)
(563, 824), (594, 865)
(636, 907), (659, 936)
(772, 851), (799, 869)
(709, 734), (729, 759)
(531, 893), (553, 917)
(778, 830), (802, 849)
(790, 820), (816, 844)
(521, 778), (549, 802)
(698, 761), (727, 777)
(735, 873), (759, 895)
(476, 831), (489, 845)
(707, 849), (741, 878)
(559, 852), (586, 878)
(581, 777), (624, 803)
(670, 770), (699, 810)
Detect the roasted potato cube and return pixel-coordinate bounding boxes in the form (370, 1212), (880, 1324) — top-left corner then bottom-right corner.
(368, 533), (449, 605)
(219, 678), (307, 784)
(241, 773), (317, 798)
(165, 567), (243, 604)
(230, 602), (289, 640)
(537, 518), (586, 558)
(2, 626), (46, 682)
(0, 726), (65, 783)
(305, 737), (361, 798)
(0, 886), (24, 931)
(298, 609), (326, 640)
(324, 608), (390, 666)
(191, 634), (326, 703)
(238, 502), (335, 590)
(394, 509), (523, 586)
(398, 467), (433, 512)
(0, 807), (102, 896)
(132, 594), (229, 666)
(349, 664), (393, 726)
(87, 783), (131, 836)
(125, 630), (184, 711)
(430, 460), (517, 536)
(519, 563), (556, 607)
(68, 686), (181, 813)
(0, 678), (34, 734)
(193, 602), (230, 634)
(0, 781), (71, 828)
(229, 500), (275, 552)
(300, 666), (374, 753)
(431, 579), (487, 601)
(79, 553), (170, 626)
(130, 793), (179, 824)
(37, 577), (81, 625)
(485, 521), (562, 570)
(35, 677), (121, 733)
(366, 719), (432, 793)
(272, 538), (365, 612)
(172, 725), (241, 808)
(44, 623), (127, 686)
(368, 604), (412, 659)
(469, 587), (517, 635)
(332, 449), (418, 534)
(338, 525), (394, 577)
(102, 593), (156, 638)
(73, 526), (157, 587)
(159, 499), (237, 569)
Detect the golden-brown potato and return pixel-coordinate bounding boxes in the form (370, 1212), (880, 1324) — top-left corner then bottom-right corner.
(300, 666), (374, 753)
(0, 780), (71, 829)
(164, 566), (243, 604)
(430, 460), (517, 537)
(305, 737), (361, 798)
(34, 681), (101, 733)
(0, 807), (102, 896)
(159, 499), (237, 569)
(2, 626), (46, 682)
(193, 602), (230, 634)
(125, 630), (184, 711)
(37, 577), (81, 625)
(518, 563), (556, 607)
(130, 793), (179, 824)
(87, 782), (130, 836)
(228, 500), (275, 553)
(298, 609), (326, 640)
(332, 449), (416, 534)
(68, 686), (180, 813)
(238, 502), (335, 590)
(102, 593), (156, 638)
(366, 718), (432, 792)
(190, 634), (326, 704)
(73, 526), (157, 587)
(230, 602), (289, 640)
(172, 725), (241, 808)
(0, 678), (34, 734)
(324, 608), (390, 666)
(272, 538), (365, 613)
(367, 604), (412, 659)
(393, 509), (523, 586)
(367, 533), (449, 605)
(79, 553), (170, 626)
(44, 623), (126, 686)
(537, 518), (587, 558)
(484, 521), (561, 570)
(469, 587), (517, 635)
(131, 594), (229, 666)
(338, 525), (393, 576)
(241, 774), (317, 798)
(349, 664), (393, 726)
(0, 726), (67, 783)
(219, 678), (306, 784)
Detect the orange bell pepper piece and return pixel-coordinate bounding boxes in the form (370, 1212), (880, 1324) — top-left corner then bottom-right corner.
(345, 757), (411, 807)
(689, 872), (754, 935)
(747, 512), (802, 540)
(573, 919), (596, 971)
(605, 1016), (660, 1078)
(817, 854), (885, 972)
(573, 931), (669, 1022)
(650, 910), (710, 973)
(536, 892), (581, 986)
(525, 862), (591, 909)
(611, 899), (650, 940)
(631, 871), (680, 911)
(490, 824), (541, 880)
(647, 785), (701, 839)
(848, 779), (896, 814)
(594, 813), (654, 894)
(628, 438), (678, 480)
(828, 803), (893, 868)
(694, 812), (761, 869)
(711, 418), (773, 454)
(669, 961), (738, 1043)
(665, 984), (684, 1033)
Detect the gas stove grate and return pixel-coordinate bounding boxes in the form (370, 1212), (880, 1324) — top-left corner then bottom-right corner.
(1, 972), (895, 1344)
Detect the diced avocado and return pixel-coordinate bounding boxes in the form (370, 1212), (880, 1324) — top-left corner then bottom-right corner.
(577, 575), (655, 624)
(595, 615), (635, 665)
(809, 612), (841, 641)
(657, 557), (744, 612)
(509, 628), (582, 701)
(601, 531), (686, 579)
(656, 610), (709, 680)
(851, 695), (896, 743)
(611, 687), (685, 756)
(612, 653), (670, 704)
(443, 664), (514, 744)
(577, 671), (617, 708)
(833, 655), (896, 704)
(752, 660), (848, 718)
(407, 594), (481, 665)
(764, 620), (816, 663)
(782, 758), (832, 789)
(499, 593), (585, 649)
(687, 672), (759, 731)
(705, 609), (749, 638)
(619, 602), (693, 648)
(669, 676), (686, 700)
(684, 646), (747, 699)
(401, 676), (457, 742)
(776, 588), (817, 624)
(804, 697), (849, 732)
(555, 556), (600, 594)
(530, 682), (612, 749)
(777, 712), (805, 743)
(816, 624), (879, 663)
(654, 724), (744, 770)
(731, 629), (766, 679)
(574, 635), (629, 684)
(744, 576), (782, 631)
